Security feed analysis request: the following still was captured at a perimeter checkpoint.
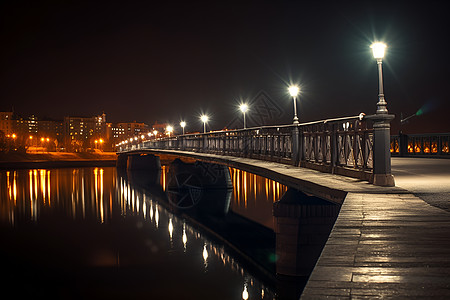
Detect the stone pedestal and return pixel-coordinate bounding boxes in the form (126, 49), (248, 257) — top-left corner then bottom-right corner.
(366, 113), (395, 187)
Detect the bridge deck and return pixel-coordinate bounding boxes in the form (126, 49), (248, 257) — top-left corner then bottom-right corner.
(122, 150), (450, 298)
(300, 157), (450, 299)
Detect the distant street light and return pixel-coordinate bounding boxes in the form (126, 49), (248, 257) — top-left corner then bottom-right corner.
(180, 121), (186, 135)
(288, 85), (300, 124)
(200, 115), (209, 133)
(239, 103), (249, 129)
(370, 42), (388, 114)
(166, 125), (173, 137)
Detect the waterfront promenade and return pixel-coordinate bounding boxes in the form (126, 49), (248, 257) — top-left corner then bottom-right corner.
(301, 157), (450, 299)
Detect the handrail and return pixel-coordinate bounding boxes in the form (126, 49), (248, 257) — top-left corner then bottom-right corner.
(160, 114), (365, 139)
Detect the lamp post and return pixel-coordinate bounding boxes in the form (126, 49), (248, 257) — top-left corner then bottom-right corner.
(367, 42), (395, 186)
(288, 85), (300, 124)
(166, 125), (173, 137)
(371, 42), (388, 114)
(239, 104), (248, 129)
(200, 115), (208, 133)
(180, 121), (186, 135)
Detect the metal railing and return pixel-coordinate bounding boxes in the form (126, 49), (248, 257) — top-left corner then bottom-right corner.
(391, 133), (450, 157)
(118, 114), (374, 180)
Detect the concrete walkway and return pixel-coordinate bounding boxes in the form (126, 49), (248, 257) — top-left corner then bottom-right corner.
(301, 157), (450, 299)
(392, 157), (450, 212)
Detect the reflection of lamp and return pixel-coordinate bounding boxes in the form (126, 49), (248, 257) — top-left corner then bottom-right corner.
(202, 244), (208, 262)
(168, 218), (173, 240)
(182, 222), (187, 250)
(242, 285), (249, 300)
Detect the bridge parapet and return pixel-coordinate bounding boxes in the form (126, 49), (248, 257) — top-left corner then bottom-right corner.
(391, 133), (450, 157)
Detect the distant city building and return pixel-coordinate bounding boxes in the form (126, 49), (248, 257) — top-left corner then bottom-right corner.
(1, 110), (153, 152)
(0, 112), (14, 136)
(112, 121), (149, 140)
(63, 113), (107, 152)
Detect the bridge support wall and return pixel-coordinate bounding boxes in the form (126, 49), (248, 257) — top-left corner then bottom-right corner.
(273, 188), (340, 277)
(126, 153), (161, 171)
(116, 153), (128, 169)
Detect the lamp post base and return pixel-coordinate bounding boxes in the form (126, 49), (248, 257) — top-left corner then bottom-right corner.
(366, 113), (395, 187)
(371, 174), (395, 187)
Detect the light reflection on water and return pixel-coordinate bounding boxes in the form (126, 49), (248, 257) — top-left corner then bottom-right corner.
(229, 168), (288, 229)
(160, 166), (288, 229)
(0, 167), (279, 299)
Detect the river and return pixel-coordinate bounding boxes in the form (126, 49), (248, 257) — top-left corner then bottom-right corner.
(0, 166), (306, 299)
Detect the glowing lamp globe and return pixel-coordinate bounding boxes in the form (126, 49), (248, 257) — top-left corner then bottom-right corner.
(371, 42), (386, 59)
(288, 85), (299, 97)
(239, 104), (248, 113)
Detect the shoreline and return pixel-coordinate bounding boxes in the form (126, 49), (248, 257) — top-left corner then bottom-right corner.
(0, 159), (117, 170)
(0, 151), (117, 169)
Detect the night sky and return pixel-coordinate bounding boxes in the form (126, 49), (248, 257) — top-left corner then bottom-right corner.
(1, 1), (449, 134)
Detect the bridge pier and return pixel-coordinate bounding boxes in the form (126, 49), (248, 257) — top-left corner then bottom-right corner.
(166, 159), (232, 216)
(117, 153), (162, 187)
(273, 188), (340, 277)
(116, 153), (128, 169)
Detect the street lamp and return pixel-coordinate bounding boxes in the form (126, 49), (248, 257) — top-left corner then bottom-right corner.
(180, 121), (186, 135)
(367, 42), (395, 186)
(200, 115), (208, 133)
(239, 103), (249, 129)
(166, 125), (173, 137)
(370, 42), (388, 114)
(288, 85), (300, 124)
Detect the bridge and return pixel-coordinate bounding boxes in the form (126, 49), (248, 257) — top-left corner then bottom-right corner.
(116, 112), (450, 298)
(119, 113), (396, 186)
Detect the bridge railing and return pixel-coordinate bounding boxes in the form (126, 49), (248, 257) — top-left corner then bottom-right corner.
(391, 133), (450, 157)
(120, 114), (374, 181)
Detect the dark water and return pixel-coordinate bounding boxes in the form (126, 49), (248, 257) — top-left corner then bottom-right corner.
(0, 167), (301, 299)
